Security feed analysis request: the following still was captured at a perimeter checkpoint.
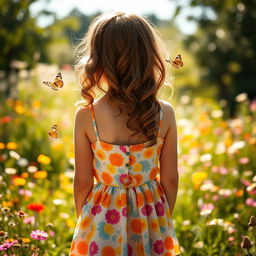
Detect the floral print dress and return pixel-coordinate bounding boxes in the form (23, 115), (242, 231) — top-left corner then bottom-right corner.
(69, 102), (181, 256)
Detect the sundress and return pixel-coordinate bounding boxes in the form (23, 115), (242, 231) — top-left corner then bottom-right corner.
(69, 102), (181, 256)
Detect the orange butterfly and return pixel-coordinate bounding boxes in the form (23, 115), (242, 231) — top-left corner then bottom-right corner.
(48, 124), (59, 138)
(165, 54), (184, 68)
(42, 72), (64, 90)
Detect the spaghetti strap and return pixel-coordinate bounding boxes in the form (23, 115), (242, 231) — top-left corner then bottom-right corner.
(158, 102), (163, 137)
(89, 103), (100, 140)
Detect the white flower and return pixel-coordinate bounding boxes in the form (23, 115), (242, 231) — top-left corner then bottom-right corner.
(9, 151), (20, 160)
(5, 168), (17, 175)
(17, 158), (28, 167)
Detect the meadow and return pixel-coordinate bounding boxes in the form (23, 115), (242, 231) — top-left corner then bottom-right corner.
(0, 68), (255, 256)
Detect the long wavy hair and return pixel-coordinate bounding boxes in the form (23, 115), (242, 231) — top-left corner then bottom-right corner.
(74, 11), (171, 146)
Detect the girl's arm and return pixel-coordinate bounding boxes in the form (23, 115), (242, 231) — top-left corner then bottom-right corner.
(73, 107), (94, 218)
(159, 103), (179, 218)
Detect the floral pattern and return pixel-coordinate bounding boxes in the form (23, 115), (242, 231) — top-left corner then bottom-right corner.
(69, 101), (181, 255)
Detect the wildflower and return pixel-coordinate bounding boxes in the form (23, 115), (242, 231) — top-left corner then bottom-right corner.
(37, 154), (51, 165)
(239, 157), (249, 164)
(1, 207), (10, 213)
(240, 235), (253, 250)
(248, 216), (256, 226)
(1, 116), (11, 124)
(12, 176), (26, 186)
(30, 230), (48, 240)
(27, 165), (38, 173)
(27, 203), (45, 213)
(4, 168), (17, 175)
(6, 142), (17, 150)
(33, 171), (47, 179)
(0, 240), (19, 251)
(23, 216), (35, 225)
(191, 171), (208, 189)
(22, 238), (31, 243)
(15, 210), (27, 218)
(0, 231), (6, 237)
(0, 142), (5, 149)
(18, 189), (32, 197)
(8, 221), (15, 227)
(9, 150), (20, 159)
(17, 158), (29, 167)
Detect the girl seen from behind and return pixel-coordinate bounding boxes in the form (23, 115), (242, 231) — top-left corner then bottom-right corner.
(69, 11), (182, 256)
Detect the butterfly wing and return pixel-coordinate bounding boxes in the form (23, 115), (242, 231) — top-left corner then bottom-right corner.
(42, 81), (58, 90)
(48, 124), (59, 138)
(54, 72), (64, 88)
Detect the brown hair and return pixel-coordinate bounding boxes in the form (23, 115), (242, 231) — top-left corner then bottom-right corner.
(74, 11), (170, 146)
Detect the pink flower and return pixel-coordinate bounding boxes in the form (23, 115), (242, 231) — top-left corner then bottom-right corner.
(23, 216), (35, 225)
(30, 230), (48, 240)
(0, 240), (18, 251)
(89, 241), (99, 256)
(91, 205), (102, 216)
(155, 202), (165, 216)
(105, 209), (120, 224)
(141, 204), (153, 216)
(212, 194), (220, 201)
(153, 240), (164, 254)
(200, 203), (214, 216)
(219, 167), (228, 175)
(245, 198), (256, 207)
(239, 157), (249, 164)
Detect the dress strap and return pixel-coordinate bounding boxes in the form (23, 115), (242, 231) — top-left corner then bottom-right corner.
(89, 104), (100, 140)
(158, 102), (163, 137)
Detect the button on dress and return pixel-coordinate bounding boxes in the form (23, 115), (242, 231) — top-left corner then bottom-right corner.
(69, 102), (181, 256)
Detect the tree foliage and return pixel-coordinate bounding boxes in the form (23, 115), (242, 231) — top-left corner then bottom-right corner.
(173, 0), (256, 115)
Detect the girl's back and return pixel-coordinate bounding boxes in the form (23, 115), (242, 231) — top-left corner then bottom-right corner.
(69, 11), (181, 256)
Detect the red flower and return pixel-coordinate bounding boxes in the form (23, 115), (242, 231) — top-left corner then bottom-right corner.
(27, 203), (45, 213)
(1, 116), (11, 124)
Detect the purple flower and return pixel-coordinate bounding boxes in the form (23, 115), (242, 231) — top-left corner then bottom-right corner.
(89, 241), (99, 256)
(0, 240), (18, 251)
(155, 202), (165, 216)
(105, 209), (120, 224)
(141, 204), (153, 216)
(91, 205), (102, 216)
(153, 240), (164, 254)
(30, 229), (48, 240)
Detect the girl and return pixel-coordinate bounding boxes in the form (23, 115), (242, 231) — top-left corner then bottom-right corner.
(69, 11), (181, 256)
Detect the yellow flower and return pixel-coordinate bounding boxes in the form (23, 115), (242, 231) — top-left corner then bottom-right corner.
(22, 238), (31, 243)
(32, 100), (41, 108)
(0, 142), (5, 149)
(15, 104), (25, 114)
(34, 171), (48, 179)
(2, 201), (13, 207)
(13, 177), (26, 186)
(37, 154), (51, 165)
(6, 142), (17, 150)
(191, 171), (207, 189)
(66, 219), (75, 228)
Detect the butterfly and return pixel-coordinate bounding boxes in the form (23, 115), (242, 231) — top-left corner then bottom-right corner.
(48, 124), (59, 138)
(165, 54), (184, 68)
(42, 72), (64, 90)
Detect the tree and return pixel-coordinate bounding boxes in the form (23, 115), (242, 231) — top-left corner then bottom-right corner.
(0, 0), (52, 99)
(172, 0), (256, 116)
